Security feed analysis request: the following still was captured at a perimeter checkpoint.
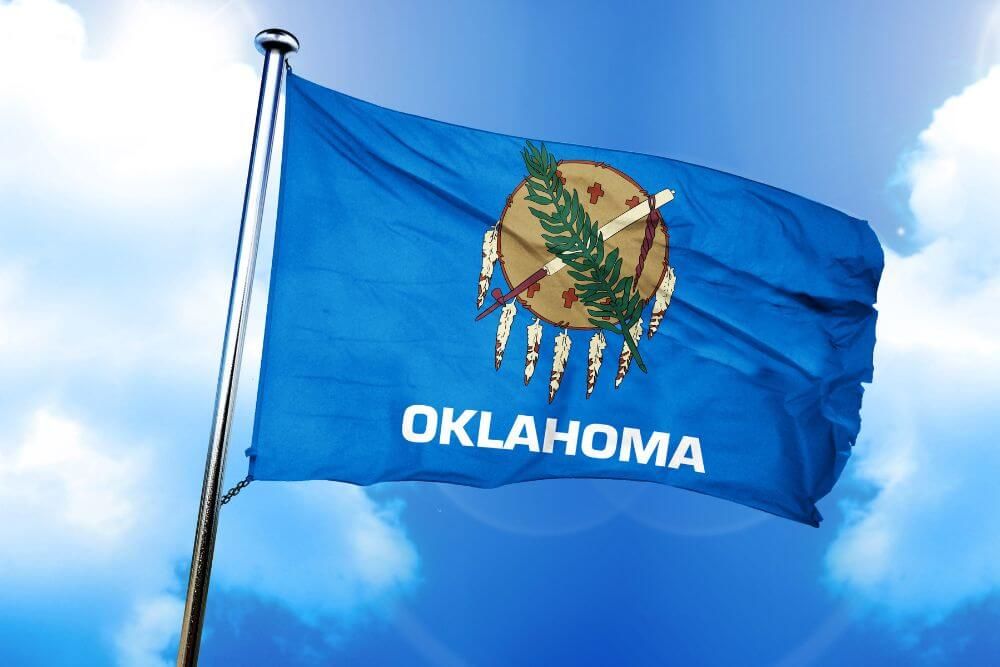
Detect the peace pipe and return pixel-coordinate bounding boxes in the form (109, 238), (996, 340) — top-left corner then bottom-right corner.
(474, 188), (675, 321)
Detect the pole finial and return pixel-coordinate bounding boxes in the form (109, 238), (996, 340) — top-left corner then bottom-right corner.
(255, 28), (300, 55)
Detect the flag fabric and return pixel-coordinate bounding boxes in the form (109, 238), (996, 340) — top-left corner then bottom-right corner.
(248, 72), (882, 526)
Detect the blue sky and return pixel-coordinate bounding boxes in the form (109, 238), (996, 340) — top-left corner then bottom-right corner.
(1, 0), (999, 665)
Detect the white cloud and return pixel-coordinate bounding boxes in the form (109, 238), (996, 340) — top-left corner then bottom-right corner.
(115, 595), (185, 667)
(0, 0), (259, 212)
(828, 66), (1000, 623)
(0, 263), (54, 369)
(214, 483), (419, 628)
(0, 407), (187, 664)
(0, 408), (419, 664)
(0, 257), (234, 380)
(0, 257), (252, 391)
(0, 408), (152, 566)
(0, 0), (256, 379)
(0, 2), (419, 662)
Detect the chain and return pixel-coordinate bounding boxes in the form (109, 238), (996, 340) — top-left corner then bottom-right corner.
(220, 475), (252, 506)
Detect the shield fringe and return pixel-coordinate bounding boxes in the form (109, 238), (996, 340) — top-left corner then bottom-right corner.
(648, 266), (676, 339)
(524, 319), (543, 385)
(586, 332), (606, 399)
(477, 226), (499, 307)
(494, 301), (516, 370)
(548, 330), (572, 403)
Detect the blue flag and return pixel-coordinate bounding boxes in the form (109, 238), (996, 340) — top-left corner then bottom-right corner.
(248, 73), (882, 526)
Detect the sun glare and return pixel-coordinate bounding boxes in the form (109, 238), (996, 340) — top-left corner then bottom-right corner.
(108, 1), (247, 68)
(977, 4), (1000, 74)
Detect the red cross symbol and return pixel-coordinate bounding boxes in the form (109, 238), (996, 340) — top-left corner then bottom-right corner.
(587, 182), (605, 205)
(626, 195), (641, 208)
(561, 288), (579, 308)
(555, 170), (566, 185)
(526, 283), (541, 298)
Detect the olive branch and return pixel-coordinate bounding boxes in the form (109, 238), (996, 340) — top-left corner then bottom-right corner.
(521, 141), (647, 373)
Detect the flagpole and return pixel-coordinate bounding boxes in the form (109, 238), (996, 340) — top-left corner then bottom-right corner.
(176, 28), (299, 667)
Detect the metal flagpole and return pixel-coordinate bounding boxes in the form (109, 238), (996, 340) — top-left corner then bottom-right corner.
(176, 28), (299, 667)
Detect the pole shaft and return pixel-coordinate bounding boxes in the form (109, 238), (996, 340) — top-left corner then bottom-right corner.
(176, 33), (293, 667)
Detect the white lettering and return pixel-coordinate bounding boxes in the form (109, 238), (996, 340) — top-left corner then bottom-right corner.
(619, 428), (670, 467)
(439, 407), (476, 447)
(504, 415), (540, 452)
(401, 404), (437, 443)
(668, 436), (705, 473)
(581, 423), (617, 459)
(399, 405), (705, 475)
(543, 418), (580, 456)
(476, 411), (505, 449)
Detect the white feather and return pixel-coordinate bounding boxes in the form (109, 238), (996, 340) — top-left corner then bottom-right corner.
(477, 227), (499, 307)
(548, 330), (572, 403)
(524, 319), (543, 385)
(494, 301), (516, 370)
(586, 332), (606, 398)
(648, 266), (676, 338)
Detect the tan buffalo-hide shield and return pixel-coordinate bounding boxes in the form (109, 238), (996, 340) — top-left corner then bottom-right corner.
(497, 161), (669, 329)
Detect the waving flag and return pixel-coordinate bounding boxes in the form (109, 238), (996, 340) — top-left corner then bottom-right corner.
(248, 72), (882, 526)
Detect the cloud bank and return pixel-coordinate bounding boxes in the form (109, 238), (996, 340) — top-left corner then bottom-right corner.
(828, 66), (1000, 623)
(0, 2), (419, 665)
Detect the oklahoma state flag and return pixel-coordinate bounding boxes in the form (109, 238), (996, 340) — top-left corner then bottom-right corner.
(248, 73), (883, 526)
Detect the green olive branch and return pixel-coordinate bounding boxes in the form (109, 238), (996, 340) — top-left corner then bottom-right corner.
(521, 141), (647, 372)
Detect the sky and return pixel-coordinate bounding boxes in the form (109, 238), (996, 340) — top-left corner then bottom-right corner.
(1, 0), (999, 665)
